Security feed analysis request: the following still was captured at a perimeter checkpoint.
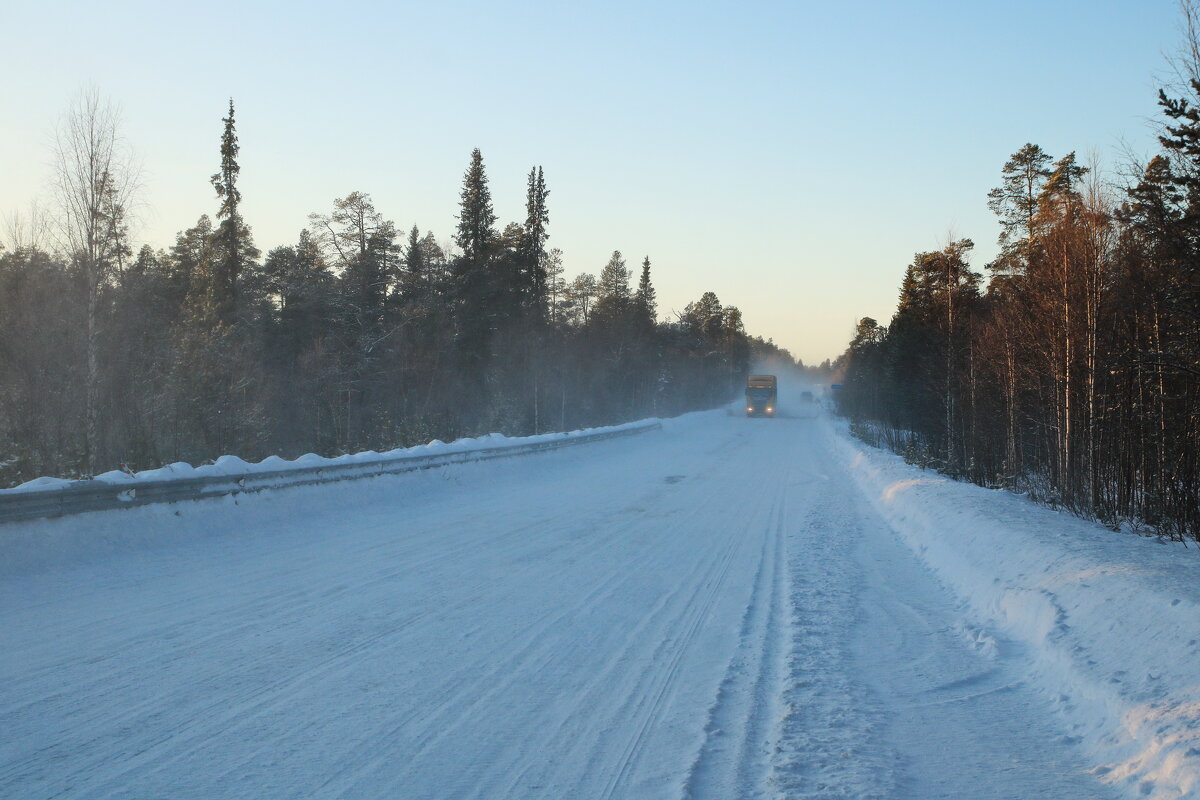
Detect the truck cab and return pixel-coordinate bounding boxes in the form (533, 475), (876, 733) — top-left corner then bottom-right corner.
(745, 375), (777, 417)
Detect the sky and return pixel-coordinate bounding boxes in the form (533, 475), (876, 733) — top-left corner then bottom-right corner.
(0, 0), (1185, 364)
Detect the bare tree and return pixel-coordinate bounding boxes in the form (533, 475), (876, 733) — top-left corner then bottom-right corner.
(1165, 0), (1200, 91)
(52, 88), (137, 474)
(3, 201), (50, 255)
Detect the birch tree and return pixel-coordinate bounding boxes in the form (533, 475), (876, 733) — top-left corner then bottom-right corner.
(52, 88), (136, 474)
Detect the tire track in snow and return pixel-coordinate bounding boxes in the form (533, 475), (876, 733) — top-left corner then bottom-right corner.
(474, 471), (763, 798)
(768, 479), (897, 799)
(474, 472), (776, 800)
(282, 458), (762, 798)
(442, 435), (778, 799)
(592, 514), (745, 800)
(681, 480), (788, 800)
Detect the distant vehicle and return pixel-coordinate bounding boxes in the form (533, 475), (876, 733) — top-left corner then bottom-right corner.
(798, 390), (817, 417)
(746, 375), (777, 417)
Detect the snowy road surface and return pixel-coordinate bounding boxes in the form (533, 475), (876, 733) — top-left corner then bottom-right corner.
(1, 411), (1131, 798)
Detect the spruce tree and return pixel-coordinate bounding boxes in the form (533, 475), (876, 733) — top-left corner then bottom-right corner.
(1158, 81), (1200, 218)
(593, 250), (630, 324)
(401, 224), (428, 305)
(522, 166), (550, 316)
(451, 149), (499, 381)
(210, 99), (257, 325)
(635, 255), (657, 324)
(454, 148), (497, 265)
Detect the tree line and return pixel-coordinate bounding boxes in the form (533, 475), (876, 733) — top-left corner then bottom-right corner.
(0, 95), (793, 487)
(835, 53), (1200, 540)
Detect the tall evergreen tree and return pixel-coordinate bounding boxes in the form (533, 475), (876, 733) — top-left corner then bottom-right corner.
(986, 143), (1052, 282)
(399, 224), (434, 311)
(450, 149), (500, 388)
(263, 230), (333, 360)
(593, 250), (631, 324)
(635, 255), (657, 325)
(455, 148), (497, 265)
(1038, 152), (1088, 219)
(522, 166), (550, 317)
(210, 99), (257, 325)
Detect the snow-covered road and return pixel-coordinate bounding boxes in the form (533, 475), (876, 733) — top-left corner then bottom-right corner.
(0, 411), (1136, 798)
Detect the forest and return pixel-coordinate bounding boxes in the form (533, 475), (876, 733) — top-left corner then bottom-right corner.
(834, 47), (1200, 540)
(0, 96), (795, 488)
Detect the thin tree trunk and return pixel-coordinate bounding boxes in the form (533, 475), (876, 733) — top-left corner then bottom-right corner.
(86, 263), (99, 476)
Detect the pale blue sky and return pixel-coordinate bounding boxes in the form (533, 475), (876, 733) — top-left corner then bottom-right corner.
(0, 0), (1183, 363)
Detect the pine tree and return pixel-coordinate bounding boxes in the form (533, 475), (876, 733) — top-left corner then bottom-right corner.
(683, 291), (725, 341)
(1037, 152), (1088, 220)
(722, 305), (750, 388)
(986, 143), (1052, 281)
(308, 191), (390, 265)
(565, 273), (598, 325)
(306, 192), (397, 349)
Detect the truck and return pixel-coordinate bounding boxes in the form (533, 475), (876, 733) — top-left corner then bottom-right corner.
(745, 375), (777, 417)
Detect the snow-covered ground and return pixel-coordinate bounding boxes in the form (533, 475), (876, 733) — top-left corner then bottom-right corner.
(1, 409), (1194, 798)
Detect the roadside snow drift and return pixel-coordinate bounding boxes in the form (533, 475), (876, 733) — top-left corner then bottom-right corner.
(829, 420), (1200, 800)
(4, 419), (662, 495)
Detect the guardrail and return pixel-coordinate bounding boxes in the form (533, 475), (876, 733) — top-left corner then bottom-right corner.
(0, 421), (662, 525)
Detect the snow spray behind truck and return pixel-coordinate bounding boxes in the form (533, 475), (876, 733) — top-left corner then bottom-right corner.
(745, 375), (777, 417)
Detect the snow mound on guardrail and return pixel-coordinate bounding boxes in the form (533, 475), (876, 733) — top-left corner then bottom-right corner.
(3, 420), (661, 495)
(825, 419), (1200, 800)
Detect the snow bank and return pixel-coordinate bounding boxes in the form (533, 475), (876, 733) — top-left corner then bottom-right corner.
(2, 419), (662, 495)
(825, 419), (1200, 800)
